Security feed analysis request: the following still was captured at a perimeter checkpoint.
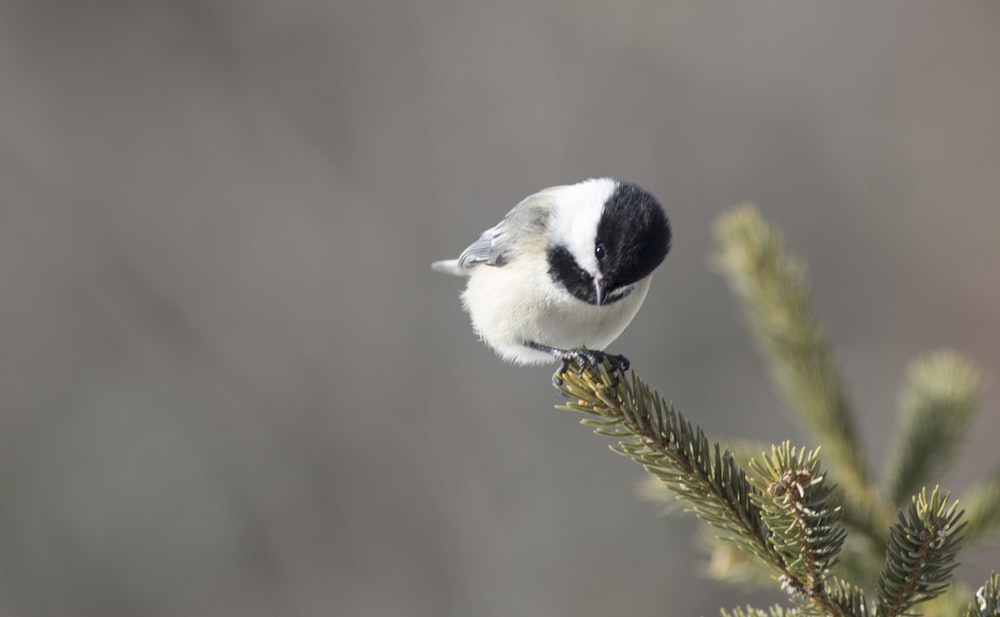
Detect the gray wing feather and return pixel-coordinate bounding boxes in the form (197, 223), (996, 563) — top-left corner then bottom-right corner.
(429, 225), (505, 277)
(457, 223), (507, 268)
(430, 191), (552, 276)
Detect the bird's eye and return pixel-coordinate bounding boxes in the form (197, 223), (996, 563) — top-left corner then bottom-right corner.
(595, 243), (605, 260)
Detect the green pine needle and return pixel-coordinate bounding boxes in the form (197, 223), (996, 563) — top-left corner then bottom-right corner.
(553, 359), (776, 566)
(875, 487), (966, 617)
(748, 444), (847, 596)
(537, 206), (998, 617)
(554, 362), (860, 617)
(825, 577), (872, 617)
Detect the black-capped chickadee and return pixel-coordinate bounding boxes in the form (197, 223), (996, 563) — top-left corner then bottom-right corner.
(432, 178), (671, 368)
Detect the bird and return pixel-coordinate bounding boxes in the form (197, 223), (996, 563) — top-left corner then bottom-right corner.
(432, 177), (671, 371)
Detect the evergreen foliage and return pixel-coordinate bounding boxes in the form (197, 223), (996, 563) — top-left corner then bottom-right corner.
(549, 206), (999, 617)
(875, 488), (965, 617)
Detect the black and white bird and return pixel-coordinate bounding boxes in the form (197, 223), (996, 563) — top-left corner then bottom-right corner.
(432, 178), (671, 368)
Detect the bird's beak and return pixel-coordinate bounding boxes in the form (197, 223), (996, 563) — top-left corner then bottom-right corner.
(595, 277), (607, 306)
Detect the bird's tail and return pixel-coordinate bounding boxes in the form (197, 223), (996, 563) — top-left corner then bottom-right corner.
(430, 259), (467, 276)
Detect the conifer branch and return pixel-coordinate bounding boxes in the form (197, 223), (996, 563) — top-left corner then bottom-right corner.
(747, 444), (846, 602)
(554, 362), (861, 617)
(875, 487), (965, 617)
(533, 207), (997, 617)
(720, 578), (869, 617)
(883, 352), (982, 506)
(713, 206), (888, 543)
(638, 439), (770, 518)
(553, 360), (777, 565)
(825, 576), (871, 617)
(966, 572), (1000, 617)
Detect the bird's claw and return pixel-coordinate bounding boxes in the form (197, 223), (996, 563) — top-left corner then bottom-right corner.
(552, 349), (630, 388)
(552, 358), (572, 389)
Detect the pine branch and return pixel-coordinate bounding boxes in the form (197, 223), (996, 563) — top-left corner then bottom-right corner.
(875, 487), (966, 617)
(692, 439), (843, 590)
(533, 207), (997, 617)
(747, 444), (846, 600)
(713, 206), (889, 544)
(720, 578), (869, 617)
(966, 572), (1000, 617)
(553, 361), (861, 617)
(825, 577), (871, 617)
(637, 438), (770, 517)
(553, 360), (777, 566)
(883, 352), (982, 507)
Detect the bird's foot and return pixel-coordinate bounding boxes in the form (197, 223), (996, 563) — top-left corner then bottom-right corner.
(558, 348), (630, 375)
(529, 342), (629, 388)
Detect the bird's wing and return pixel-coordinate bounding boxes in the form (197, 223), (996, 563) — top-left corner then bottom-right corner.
(434, 191), (552, 276)
(456, 222), (506, 268)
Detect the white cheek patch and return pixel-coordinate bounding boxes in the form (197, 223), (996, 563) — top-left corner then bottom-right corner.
(549, 178), (617, 275)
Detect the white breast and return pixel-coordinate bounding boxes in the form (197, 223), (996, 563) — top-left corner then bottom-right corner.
(460, 257), (652, 365)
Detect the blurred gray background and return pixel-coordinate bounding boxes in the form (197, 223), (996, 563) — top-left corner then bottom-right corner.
(2, 2), (999, 616)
